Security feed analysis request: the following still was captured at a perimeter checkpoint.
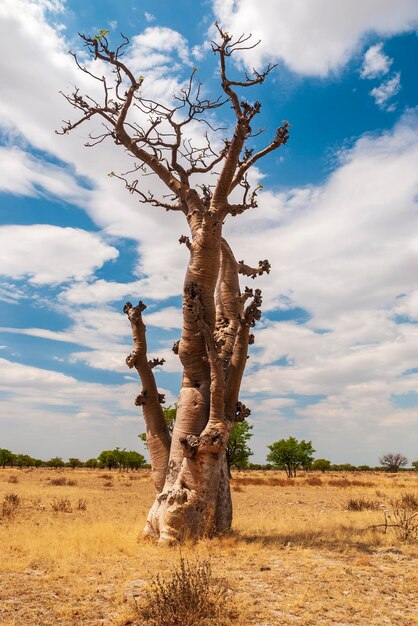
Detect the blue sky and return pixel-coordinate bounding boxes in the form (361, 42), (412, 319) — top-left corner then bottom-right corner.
(1, 0), (418, 465)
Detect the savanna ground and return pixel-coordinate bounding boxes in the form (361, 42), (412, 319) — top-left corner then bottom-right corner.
(0, 468), (417, 626)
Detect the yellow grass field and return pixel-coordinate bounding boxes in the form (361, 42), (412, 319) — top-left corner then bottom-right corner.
(1, 468), (417, 625)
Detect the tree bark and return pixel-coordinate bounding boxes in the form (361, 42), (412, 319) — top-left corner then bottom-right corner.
(132, 222), (262, 543)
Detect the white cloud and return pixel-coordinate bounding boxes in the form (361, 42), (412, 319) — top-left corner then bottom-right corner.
(370, 72), (401, 110)
(0, 303), (183, 377)
(212, 0), (418, 76)
(361, 43), (392, 79)
(0, 224), (118, 284)
(144, 12), (155, 23)
(145, 307), (183, 330)
(227, 109), (418, 320)
(0, 146), (89, 202)
(0, 356), (175, 459)
(0, 0), (195, 301)
(127, 26), (191, 75)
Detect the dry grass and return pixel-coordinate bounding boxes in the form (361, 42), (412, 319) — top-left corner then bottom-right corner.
(0, 468), (417, 625)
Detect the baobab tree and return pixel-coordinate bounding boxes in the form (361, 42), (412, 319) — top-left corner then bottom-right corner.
(59, 25), (289, 543)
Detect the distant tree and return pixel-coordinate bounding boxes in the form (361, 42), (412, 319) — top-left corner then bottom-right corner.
(226, 422), (254, 473)
(68, 457), (83, 469)
(379, 453), (408, 473)
(0, 449), (14, 468)
(85, 458), (99, 469)
(330, 463), (357, 472)
(124, 450), (146, 470)
(412, 460), (418, 471)
(14, 454), (36, 468)
(357, 465), (372, 472)
(312, 458), (331, 473)
(46, 457), (65, 468)
(97, 450), (120, 470)
(267, 437), (315, 478)
(247, 463), (263, 470)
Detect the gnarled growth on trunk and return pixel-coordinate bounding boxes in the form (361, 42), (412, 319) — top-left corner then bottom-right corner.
(59, 24), (289, 543)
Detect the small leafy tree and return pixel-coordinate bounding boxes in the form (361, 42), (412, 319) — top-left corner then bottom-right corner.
(46, 457), (65, 468)
(68, 457), (83, 469)
(97, 449), (120, 470)
(226, 422), (253, 472)
(267, 437), (315, 478)
(330, 463), (357, 472)
(14, 454), (36, 468)
(312, 458), (331, 473)
(85, 458), (99, 469)
(124, 450), (147, 470)
(0, 449), (14, 468)
(379, 453), (408, 473)
(412, 460), (418, 471)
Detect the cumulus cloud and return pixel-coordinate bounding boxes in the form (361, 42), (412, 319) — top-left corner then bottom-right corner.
(0, 0), (196, 301)
(0, 356), (175, 458)
(0, 224), (118, 284)
(360, 43), (392, 79)
(212, 0), (418, 76)
(0, 146), (89, 202)
(226, 110), (418, 319)
(370, 72), (401, 110)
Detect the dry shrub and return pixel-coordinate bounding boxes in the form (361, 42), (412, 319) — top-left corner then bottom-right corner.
(50, 477), (78, 486)
(305, 477), (323, 486)
(232, 483), (243, 492)
(51, 498), (72, 513)
(103, 480), (113, 488)
(138, 557), (230, 626)
(77, 498), (87, 511)
(346, 498), (381, 511)
(2, 492), (20, 518)
(235, 476), (292, 487)
(350, 480), (376, 488)
(369, 494), (418, 543)
(400, 493), (418, 510)
(329, 478), (351, 488)
(101, 473), (112, 480)
(385, 496), (418, 543)
(8, 475), (19, 484)
(328, 478), (375, 488)
(50, 477), (67, 486)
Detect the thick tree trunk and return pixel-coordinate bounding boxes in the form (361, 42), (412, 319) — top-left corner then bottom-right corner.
(126, 195), (254, 544)
(125, 203), (263, 543)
